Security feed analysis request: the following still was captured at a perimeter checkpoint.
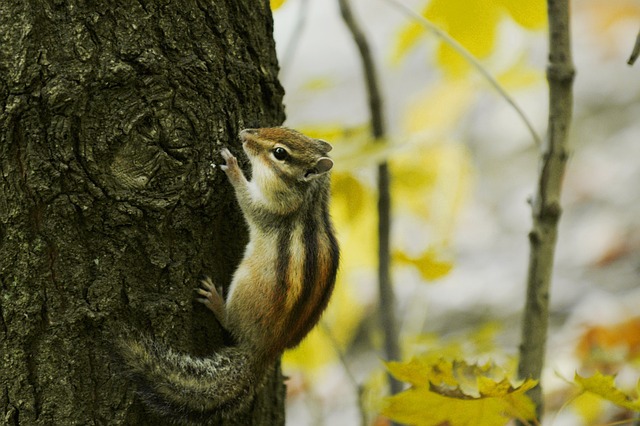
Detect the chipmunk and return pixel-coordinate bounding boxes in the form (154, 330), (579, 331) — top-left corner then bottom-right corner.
(119, 127), (340, 423)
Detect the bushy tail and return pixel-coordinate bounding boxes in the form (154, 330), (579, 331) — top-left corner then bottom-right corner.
(117, 337), (264, 423)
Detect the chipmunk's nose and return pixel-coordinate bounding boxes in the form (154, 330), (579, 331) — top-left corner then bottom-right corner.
(240, 129), (257, 136)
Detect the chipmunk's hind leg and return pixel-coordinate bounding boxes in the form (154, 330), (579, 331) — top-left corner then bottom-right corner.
(196, 276), (227, 329)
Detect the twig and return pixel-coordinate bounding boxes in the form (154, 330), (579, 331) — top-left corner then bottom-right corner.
(279, 0), (311, 77)
(384, 0), (543, 147)
(320, 322), (368, 426)
(627, 28), (640, 66)
(337, 0), (403, 405)
(516, 0), (575, 422)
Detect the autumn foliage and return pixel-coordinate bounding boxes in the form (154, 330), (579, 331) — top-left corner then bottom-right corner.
(271, 0), (640, 425)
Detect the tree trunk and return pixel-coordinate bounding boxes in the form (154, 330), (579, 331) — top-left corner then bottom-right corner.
(0, 1), (285, 425)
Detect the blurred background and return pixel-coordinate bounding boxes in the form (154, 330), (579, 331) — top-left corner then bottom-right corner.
(269, 0), (640, 424)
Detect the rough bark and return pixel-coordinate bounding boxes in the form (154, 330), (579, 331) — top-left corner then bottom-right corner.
(0, 1), (285, 425)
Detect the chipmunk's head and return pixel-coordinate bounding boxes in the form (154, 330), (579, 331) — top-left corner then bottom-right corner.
(239, 128), (334, 184)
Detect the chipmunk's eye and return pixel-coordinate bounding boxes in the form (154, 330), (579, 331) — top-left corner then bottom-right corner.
(273, 147), (289, 161)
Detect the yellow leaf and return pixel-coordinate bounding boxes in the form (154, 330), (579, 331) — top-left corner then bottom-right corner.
(296, 124), (350, 142)
(331, 173), (368, 223)
(330, 171), (377, 270)
(477, 376), (537, 419)
(402, 324), (503, 369)
(301, 77), (335, 92)
(571, 392), (605, 424)
(386, 357), (461, 389)
(332, 135), (397, 171)
(361, 370), (391, 422)
(497, 57), (543, 90)
(382, 359), (537, 426)
(392, 0), (546, 76)
(386, 358), (436, 388)
(574, 371), (640, 412)
(270, 0), (286, 10)
(391, 22), (423, 65)
(395, 248), (453, 281)
(391, 141), (472, 244)
(403, 80), (475, 135)
(498, 0), (546, 30)
(425, 0), (500, 76)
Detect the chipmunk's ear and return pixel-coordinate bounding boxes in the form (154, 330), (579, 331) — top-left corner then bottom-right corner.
(317, 139), (333, 153)
(303, 157), (334, 181)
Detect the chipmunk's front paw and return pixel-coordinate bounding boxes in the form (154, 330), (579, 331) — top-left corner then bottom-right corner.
(220, 148), (242, 181)
(220, 148), (236, 167)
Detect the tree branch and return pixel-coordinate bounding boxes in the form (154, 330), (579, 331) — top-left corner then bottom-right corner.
(279, 0), (311, 77)
(627, 27), (640, 66)
(517, 0), (575, 421)
(321, 321), (368, 426)
(337, 0), (402, 402)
